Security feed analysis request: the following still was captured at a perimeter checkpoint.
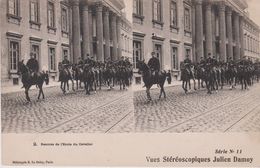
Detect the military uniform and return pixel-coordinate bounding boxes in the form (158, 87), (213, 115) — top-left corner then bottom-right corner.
(27, 58), (39, 73)
(148, 57), (160, 71)
(62, 59), (70, 66)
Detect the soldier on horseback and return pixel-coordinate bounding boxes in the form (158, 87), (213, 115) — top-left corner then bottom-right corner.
(227, 57), (235, 68)
(118, 56), (126, 67)
(183, 54), (192, 75)
(62, 55), (71, 72)
(199, 56), (206, 67)
(27, 52), (39, 80)
(84, 54), (95, 67)
(206, 53), (213, 67)
(148, 51), (160, 81)
(78, 57), (84, 67)
(21, 53), (39, 88)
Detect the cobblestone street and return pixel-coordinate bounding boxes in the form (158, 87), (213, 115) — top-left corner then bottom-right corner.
(134, 83), (260, 133)
(1, 86), (134, 133)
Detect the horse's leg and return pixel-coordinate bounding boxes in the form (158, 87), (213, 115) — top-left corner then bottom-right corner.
(146, 87), (152, 101)
(84, 82), (88, 95)
(182, 81), (185, 92)
(37, 85), (41, 100)
(162, 85), (166, 98)
(159, 82), (166, 98)
(63, 82), (66, 94)
(71, 79), (75, 91)
(193, 78), (197, 90)
(87, 82), (90, 95)
(159, 85), (162, 99)
(41, 86), (45, 99)
(206, 80), (211, 94)
(60, 82), (63, 91)
(94, 79), (97, 92)
(185, 81), (188, 93)
(25, 86), (31, 102)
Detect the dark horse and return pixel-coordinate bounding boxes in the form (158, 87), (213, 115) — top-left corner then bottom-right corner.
(180, 63), (196, 93)
(116, 66), (130, 90)
(82, 65), (96, 95)
(18, 61), (49, 102)
(103, 65), (116, 89)
(58, 63), (75, 94)
(137, 60), (168, 101)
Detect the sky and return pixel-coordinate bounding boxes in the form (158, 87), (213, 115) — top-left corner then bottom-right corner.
(247, 0), (260, 27)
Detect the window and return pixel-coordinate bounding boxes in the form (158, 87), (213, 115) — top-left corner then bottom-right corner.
(31, 44), (40, 60)
(8, 0), (18, 16)
(49, 47), (56, 71)
(153, 0), (162, 22)
(154, 44), (162, 69)
(133, 0), (142, 16)
(30, 0), (39, 23)
(185, 48), (191, 57)
(9, 41), (19, 71)
(47, 1), (55, 28)
(170, 0), (177, 27)
(184, 7), (191, 31)
(61, 7), (68, 32)
(172, 47), (178, 70)
(133, 41), (142, 69)
(62, 48), (68, 60)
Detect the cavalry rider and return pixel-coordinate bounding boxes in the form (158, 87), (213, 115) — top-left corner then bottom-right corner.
(239, 56), (248, 67)
(125, 57), (131, 68)
(183, 54), (192, 75)
(84, 54), (95, 67)
(78, 57), (84, 67)
(227, 57), (235, 69)
(61, 55), (71, 76)
(118, 56), (126, 68)
(22, 52), (39, 88)
(212, 56), (218, 67)
(206, 53), (213, 65)
(26, 52), (39, 80)
(148, 51), (160, 80)
(199, 56), (206, 67)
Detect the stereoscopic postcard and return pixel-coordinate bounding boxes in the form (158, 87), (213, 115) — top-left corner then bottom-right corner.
(1, 0), (260, 167)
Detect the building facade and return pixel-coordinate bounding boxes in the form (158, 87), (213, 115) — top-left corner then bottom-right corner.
(192, 0), (260, 63)
(1, 0), (70, 85)
(120, 14), (133, 61)
(132, 0), (193, 83)
(1, 0), (132, 86)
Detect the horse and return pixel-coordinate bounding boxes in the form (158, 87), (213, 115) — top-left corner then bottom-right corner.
(115, 66), (129, 90)
(237, 65), (249, 90)
(103, 65), (116, 90)
(82, 64), (95, 95)
(225, 65), (237, 90)
(58, 63), (75, 94)
(136, 60), (168, 101)
(194, 65), (206, 89)
(216, 64), (226, 89)
(73, 64), (84, 90)
(18, 61), (49, 102)
(180, 63), (196, 93)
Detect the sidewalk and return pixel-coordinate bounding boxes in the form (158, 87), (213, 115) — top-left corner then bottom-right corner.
(1, 81), (61, 94)
(1, 80), (185, 94)
(132, 80), (183, 91)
